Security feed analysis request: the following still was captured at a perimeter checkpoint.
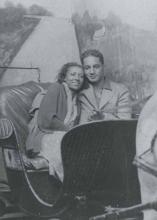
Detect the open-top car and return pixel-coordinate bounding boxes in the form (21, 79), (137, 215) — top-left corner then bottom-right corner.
(0, 81), (154, 220)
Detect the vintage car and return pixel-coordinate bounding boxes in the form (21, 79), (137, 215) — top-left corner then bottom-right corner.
(0, 81), (154, 220)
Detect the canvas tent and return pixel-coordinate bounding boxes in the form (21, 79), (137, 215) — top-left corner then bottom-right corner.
(0, 16), (80, 86)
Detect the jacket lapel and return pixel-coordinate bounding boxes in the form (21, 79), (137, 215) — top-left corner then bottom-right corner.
(99, 80), (113, 109)
(81, 84), (99, 110)
(99, 89), (113, 109)
(81, 80), (113, 110)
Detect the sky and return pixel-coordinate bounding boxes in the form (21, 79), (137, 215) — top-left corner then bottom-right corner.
(0, 0), (157, 31)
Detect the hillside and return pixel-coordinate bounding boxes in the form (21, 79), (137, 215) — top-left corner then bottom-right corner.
(0, 17), (39, 80)
(0, 2), (52, 81)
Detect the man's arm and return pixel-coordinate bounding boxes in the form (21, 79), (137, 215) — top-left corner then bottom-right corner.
(117, 85), (131, 119)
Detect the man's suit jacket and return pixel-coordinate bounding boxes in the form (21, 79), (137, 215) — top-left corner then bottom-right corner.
(79, 79), (131, 124)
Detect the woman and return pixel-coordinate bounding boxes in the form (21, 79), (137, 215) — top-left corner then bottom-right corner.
(26, 62), (84, 182)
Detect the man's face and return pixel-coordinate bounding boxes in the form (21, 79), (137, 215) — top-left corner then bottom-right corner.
(83, 56), (105, 84)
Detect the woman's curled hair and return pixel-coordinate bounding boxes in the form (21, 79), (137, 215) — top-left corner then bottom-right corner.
(57, 62), (83, 83)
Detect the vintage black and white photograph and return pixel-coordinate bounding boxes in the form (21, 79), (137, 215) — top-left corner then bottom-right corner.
(0, 0), (157, 219)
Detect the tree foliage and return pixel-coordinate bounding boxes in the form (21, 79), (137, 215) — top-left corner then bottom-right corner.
(0, 1), (26, 29)
(28, 4), (52, 16)
(103, 11), (122, 32)
(72, 10), (102, 50)
(0, 1), (53, 32)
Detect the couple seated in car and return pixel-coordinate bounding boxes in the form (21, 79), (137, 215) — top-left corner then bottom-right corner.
(25, 49), (131, 182)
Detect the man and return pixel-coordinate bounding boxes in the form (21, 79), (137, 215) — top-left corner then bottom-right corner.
(79, 49), (131, 123)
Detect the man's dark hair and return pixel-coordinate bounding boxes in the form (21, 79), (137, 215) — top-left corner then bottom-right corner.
(81, 49), (104, 65)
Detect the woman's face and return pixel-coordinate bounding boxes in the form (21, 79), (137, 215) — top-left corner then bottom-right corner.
(64, 66), (84, 91)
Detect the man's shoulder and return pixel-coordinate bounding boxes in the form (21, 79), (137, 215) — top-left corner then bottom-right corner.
(79, 80), (129, 97)
(109, 80), (129, 92)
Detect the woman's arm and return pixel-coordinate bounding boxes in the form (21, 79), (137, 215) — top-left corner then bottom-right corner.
(37, 83), (68, 132)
